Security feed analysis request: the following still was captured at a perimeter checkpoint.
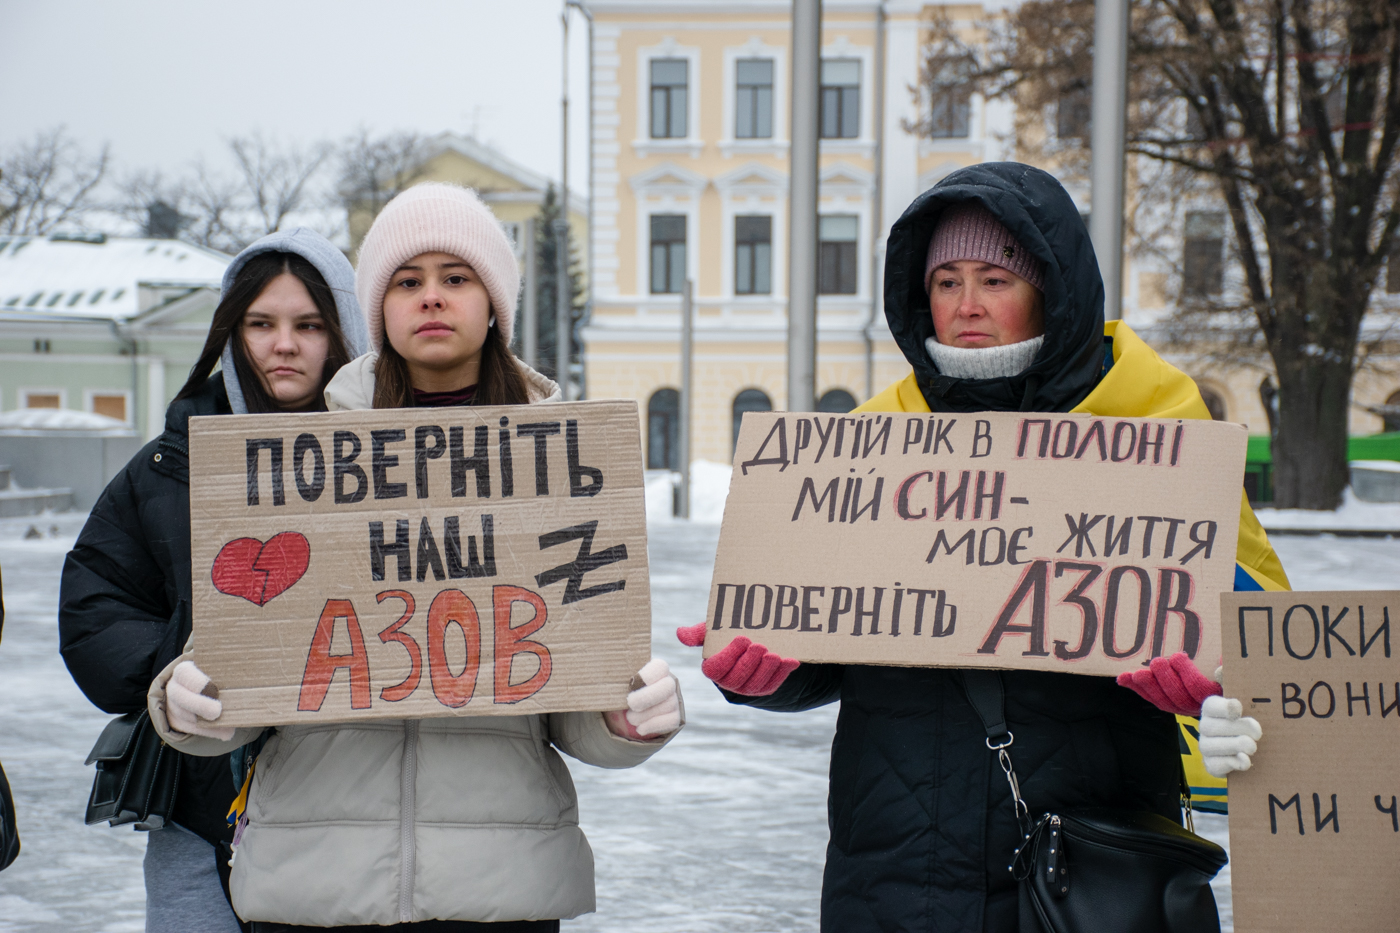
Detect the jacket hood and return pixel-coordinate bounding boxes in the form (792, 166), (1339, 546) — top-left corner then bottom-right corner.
(219, 227), (370, 413)
(883, 162), (1105, 412)
(323, 351), (562, 411)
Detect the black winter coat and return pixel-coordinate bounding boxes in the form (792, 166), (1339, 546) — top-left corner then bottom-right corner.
(60, 374), (239, 848)
(726, 163), (1182, 933)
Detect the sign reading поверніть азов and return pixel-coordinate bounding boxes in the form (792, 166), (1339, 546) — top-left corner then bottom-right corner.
(189, 400), (650, 728)
(1223, 590), (1400, 933)
(703, 411), (1246, 679)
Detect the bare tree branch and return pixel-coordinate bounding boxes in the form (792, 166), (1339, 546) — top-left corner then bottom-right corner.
(0, 128), (109, 234)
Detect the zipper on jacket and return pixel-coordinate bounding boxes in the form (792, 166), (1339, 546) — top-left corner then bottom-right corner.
(399, 719), (419, 922)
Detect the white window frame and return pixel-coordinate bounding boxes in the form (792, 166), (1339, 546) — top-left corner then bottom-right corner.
(720, 39), (788, 158)
(817, 36), (875, 155)
(716, 164), (788, 305)
(19, 387), (67, 409)
(629, 163), (708, 301)
(634, 39), (703, 158)
(85, 388), (134, 423)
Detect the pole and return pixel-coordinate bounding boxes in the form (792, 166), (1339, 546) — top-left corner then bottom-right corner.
(557, 2), (573, 395)
(1089, 0), (1129, 321)
(865, 1), (886, 403)
(568, 0), (594, 400)
(523, 216), (538, 368)
(677, 279), (693, 519)
(787, 0), (821, 413)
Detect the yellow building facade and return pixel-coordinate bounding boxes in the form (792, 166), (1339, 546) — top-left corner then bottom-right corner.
(582, 1), (1400, 472)
(584, 1), (1008, 466)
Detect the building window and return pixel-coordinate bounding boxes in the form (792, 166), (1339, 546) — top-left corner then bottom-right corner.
(33, 339), (50, 353)
(735, 216), (772, 295)
(733, 388), (773, 451)
(650, 215), (687, 295)
(819, 215), (859, 295)
(23, 392), (61, 409)
(1056, 84), (1092, 140)
(820, 59), (860, 139)
(735, 58), (774, 139)
(1183, 211), (1225, 297)
(650, 59), (689, 139)
(91, 394), (128, 422)
(647, 388), (680, 470)
(818, 389), (857, 413)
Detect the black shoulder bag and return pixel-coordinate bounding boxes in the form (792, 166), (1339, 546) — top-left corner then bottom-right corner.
(961, 669), (1227, 933)
(84, 710), (181, 830)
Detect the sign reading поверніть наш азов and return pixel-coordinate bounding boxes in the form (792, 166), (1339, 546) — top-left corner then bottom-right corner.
(703, 411), (1246, 679)
(188, 400), (650, 728)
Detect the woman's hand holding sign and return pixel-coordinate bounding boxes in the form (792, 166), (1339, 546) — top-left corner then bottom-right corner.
(1116, 652), (1223, 717)
(166, 660), (235, 741)
(676, 623), (800, 696)
(604, 659), (683, 740)
(1117, 651), (1262, 777)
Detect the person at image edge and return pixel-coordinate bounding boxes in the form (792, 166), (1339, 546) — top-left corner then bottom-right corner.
(679, 162), (1283, 932)
(60, 228), (369, 933)
(145, 182), (682, 932)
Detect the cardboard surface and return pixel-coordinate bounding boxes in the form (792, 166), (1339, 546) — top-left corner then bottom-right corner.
(704, 411), (1245, 678)
(1222, 590), (1400, 933)
(189, 400), (651, 727)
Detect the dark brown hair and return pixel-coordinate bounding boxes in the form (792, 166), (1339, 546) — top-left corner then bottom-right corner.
(372, 316), (531, 409)
(177, 251), (353, 413)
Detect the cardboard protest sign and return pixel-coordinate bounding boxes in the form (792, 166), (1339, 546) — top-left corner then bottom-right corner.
(704, 411), (1245, 678)
(188, 400), (650, 728)
(1222, 590), (1400, 933)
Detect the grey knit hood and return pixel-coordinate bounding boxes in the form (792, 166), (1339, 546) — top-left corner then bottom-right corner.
(218, 228), (370, 413)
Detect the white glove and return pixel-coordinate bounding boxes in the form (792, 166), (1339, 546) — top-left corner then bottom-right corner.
(625, 659), (681, 737)
(166, 660), (235, 741)
(1199, 695), (1262, 777)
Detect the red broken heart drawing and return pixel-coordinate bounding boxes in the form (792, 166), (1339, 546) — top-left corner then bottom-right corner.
(211, 532), (311, 606)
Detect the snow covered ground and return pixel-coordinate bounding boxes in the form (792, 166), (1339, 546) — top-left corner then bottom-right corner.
(0, 504), (1396, 932)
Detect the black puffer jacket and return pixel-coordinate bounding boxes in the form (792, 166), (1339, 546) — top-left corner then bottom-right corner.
(726, 163), (1181, 932)
(59, 374), (239, 848)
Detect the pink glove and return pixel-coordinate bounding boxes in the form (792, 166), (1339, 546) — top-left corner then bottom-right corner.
(1116, 652), (1223, 718)
(676, 622), (799, 696)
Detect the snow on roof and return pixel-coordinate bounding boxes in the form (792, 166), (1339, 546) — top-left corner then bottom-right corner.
(0, 234), (230, 322)
(0, 407), (136, 435)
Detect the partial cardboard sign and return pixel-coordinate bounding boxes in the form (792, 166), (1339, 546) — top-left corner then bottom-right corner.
(703, 411), (1245, 678)
(189, 400), (650, 728)
(1222, 590), (1400, 933)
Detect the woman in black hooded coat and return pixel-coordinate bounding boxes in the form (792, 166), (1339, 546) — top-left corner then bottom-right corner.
(681, 164), (1283, 932)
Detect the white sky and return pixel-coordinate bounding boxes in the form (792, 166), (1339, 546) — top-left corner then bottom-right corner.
(0, 0), (591, 192)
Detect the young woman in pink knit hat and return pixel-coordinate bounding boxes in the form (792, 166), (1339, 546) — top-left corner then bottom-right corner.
(147, 183), (683, 932)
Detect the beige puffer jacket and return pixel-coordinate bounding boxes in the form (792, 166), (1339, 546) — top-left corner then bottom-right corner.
(149, 352), (677, 925)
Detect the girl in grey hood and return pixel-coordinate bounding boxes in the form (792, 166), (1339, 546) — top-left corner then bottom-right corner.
(59, 228), (368, 933)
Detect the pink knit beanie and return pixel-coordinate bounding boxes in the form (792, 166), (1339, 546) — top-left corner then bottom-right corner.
(356, 182), (519, 350)
(925, 202), (1045, 293)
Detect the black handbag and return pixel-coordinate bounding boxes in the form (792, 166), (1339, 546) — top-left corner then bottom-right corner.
(84, 710), (181, 831)
(961, 669), (1227, 933)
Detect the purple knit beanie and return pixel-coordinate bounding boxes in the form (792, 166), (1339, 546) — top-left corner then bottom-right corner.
(925, 202), (1045, 293)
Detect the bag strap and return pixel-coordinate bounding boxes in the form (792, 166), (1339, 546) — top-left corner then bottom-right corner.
(961, 669), (1010, 743)
(959, 669), (1030, 836)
